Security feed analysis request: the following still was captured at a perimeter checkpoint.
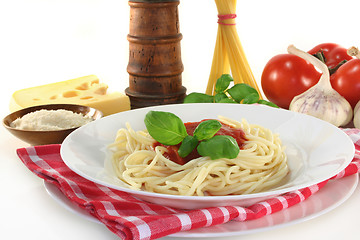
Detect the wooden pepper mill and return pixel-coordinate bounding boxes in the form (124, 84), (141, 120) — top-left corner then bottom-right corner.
(125, 0), (186, 109)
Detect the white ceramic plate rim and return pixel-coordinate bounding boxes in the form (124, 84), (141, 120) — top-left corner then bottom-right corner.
(60, 103), (355, 204)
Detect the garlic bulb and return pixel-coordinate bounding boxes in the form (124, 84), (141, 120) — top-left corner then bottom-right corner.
(288, 45), (353, 127)
(354, 101), (360, 129)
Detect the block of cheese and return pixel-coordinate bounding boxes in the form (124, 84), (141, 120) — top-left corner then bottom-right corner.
(9, 75), (130, 116)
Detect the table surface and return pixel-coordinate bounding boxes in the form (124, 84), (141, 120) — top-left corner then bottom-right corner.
(1, 0), (360, 239)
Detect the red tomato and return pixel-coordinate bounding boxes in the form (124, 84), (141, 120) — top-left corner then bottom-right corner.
(331, 58), (360, 109)
(261, 54), (321, 109)
(308, 43), (353, 69)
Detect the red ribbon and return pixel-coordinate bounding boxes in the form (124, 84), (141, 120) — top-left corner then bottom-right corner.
(218, 14), (237, 25)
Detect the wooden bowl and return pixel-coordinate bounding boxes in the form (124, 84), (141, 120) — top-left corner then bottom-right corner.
(3, 104), (103, 145)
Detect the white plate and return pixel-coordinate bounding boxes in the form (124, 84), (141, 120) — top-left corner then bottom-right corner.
(43, 174), (359, 238)
(60, 103), (355, 209)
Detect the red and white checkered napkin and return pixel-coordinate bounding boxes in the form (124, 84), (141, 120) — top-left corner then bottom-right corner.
(16, 128), (360, 240)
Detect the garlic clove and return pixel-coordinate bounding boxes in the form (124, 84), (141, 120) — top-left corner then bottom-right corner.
(290, 87), (353, 127)
(288, 45), (353, 127)
(354, 100), (360, 129)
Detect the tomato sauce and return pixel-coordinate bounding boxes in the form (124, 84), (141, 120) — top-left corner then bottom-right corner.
(153, 120), (247, 165)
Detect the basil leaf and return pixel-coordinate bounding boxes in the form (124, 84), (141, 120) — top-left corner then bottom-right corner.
(197, 135), (240, 160)
(178, 135), (198, 158)
(214, 92), (228, 103)
(227, 83), (259, 103)
(215, 74), (233, 93)
(242, 93), (259, 104)
(193, 120), (222, 141)
(218, 98), (237, 104)
(144, 111), (188, 145)
(184, 93), (214, 103)
(257, 99), (279, 108)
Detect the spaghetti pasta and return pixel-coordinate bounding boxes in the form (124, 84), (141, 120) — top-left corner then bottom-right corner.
(108, 117), (288, 196)
(206, 0), (261, 96)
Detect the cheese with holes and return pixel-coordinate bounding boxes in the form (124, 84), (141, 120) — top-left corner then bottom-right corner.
(9, 75), (131, 116)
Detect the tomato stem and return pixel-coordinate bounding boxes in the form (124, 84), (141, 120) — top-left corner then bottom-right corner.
(312, 50), (347, 75)
(312, 51), (326, 63)
(329, 60), (347, 75)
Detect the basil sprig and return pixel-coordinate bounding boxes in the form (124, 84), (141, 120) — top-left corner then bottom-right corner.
(197, 135), (239, 160)
(184, 74), (278, 108)
(144, 111), (187, 145)
(144, 111), (240, 160)
(193, 120), (222, 141)
(177, 135), (198, 158)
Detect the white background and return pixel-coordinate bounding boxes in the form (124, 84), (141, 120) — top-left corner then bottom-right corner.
(1, 1), (360, 240)
(1, 0), (360, 104)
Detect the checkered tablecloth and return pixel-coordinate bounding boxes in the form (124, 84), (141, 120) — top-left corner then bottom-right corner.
(16, 128), (360, 240)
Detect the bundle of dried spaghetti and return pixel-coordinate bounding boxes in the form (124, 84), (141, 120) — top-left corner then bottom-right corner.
(206, 0), (261, 96)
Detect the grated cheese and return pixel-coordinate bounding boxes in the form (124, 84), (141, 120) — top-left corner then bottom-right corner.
(11, 109), (93, 131)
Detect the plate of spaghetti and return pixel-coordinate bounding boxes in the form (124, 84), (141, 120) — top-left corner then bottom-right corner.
(60, 103), (354, 209)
